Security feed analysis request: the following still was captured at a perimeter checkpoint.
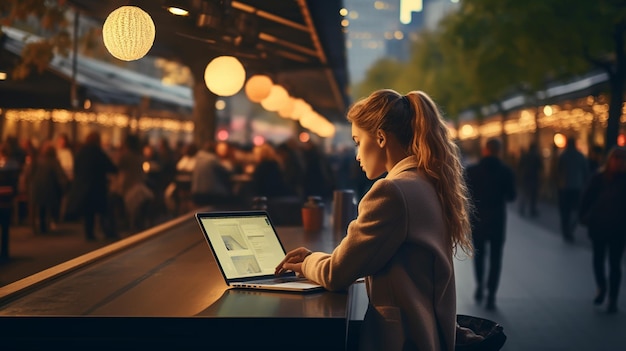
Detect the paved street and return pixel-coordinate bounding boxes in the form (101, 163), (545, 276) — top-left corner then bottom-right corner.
(455, 201), (626, 351)
(1, 201), (625, 350)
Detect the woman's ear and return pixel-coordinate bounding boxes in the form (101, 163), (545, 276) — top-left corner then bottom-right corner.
(377, 130), (386, 147)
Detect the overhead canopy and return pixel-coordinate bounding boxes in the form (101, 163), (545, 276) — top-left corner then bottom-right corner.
(65, 0), (350, 121)
(0, 26), (193, 113)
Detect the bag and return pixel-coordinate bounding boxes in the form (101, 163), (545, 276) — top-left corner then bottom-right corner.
(455, 315), (507, 351)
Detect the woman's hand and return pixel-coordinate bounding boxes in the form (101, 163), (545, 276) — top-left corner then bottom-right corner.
(275, 247), (312, 276)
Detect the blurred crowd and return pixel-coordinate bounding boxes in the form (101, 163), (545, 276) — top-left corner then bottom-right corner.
(0, 131), (371, 244)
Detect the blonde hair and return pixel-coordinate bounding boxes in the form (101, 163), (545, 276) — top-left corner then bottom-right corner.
(347, 89), (473, 256)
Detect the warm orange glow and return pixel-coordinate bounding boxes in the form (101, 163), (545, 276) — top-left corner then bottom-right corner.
(204, 56), (246, 96)
(299, 132), (310, 143)
(245, 75), (273, 103)
(554, 133), (567, 148)
(217, 129), (229, 141)
(253, 135), (265, 146)
(618, 134), (626, 147)
(167, 7), (189, 16)
(543, 105), (553, 116)
(278, 97), (296, 118)
(260, 85), (289, 111)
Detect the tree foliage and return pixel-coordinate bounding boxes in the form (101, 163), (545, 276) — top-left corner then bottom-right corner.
(352, 57), (404, 101)
(355, 0), (626, 149)
(0, 0), (72, 79)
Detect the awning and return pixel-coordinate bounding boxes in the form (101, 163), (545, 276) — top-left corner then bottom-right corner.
(66, 0), (350, 121)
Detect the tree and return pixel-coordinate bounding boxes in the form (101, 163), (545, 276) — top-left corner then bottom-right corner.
(445, 0), (626, 151)
(548, 0), (626, 152)
(0, 0), (72, 79)
(352, 57), (404, 100)
(390, 28), (477, 132)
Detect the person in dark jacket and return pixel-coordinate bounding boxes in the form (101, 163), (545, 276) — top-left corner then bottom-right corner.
(517, 142), (543, 217)
(0, 143), (21, 259)
(555, 137), (589, 242)
(251, 143), (289, 198)
(67, 131), (118, 241)
(30, 141), (68, 234)
(578, 146), (626, 314)
(465, 138), (517, 310)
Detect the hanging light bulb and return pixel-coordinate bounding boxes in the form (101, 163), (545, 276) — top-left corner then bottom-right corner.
(290, 99), (312, 120)
(245, 75), (273, 102)
(260, 85), (289, 112)
(300, 110), (322, 130)
(278, 97), (296, 118)
(102, 6), (156, 61)
(204, 56), (246, 96)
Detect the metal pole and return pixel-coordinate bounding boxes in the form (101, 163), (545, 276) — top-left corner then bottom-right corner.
(70, 10), (79, 144)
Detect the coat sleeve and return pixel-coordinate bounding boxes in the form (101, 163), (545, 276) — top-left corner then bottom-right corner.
(301, 179), (407, 291)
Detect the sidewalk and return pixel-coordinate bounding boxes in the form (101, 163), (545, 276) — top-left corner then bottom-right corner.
(454, 202), (625, 351)
(513, 198), (591, 246)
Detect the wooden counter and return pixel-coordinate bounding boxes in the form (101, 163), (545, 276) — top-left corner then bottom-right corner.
(0, 212), (367, 350)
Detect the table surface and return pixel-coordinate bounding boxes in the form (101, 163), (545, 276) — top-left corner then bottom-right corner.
(0, 212), (369, 350)
(0, 213), (353, 318)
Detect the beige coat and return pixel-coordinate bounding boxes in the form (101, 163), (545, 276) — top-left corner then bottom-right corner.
(302, 156), (455, 351)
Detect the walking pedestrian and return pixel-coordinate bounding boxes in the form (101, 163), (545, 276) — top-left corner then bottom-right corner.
(276, 89), (473, 351)
(578, 146), (626, 313)
(517, 142), (543, 217)
(465, 138), (517, 310)
(556, 137), (589, 243)
(67, 131), (118, 241)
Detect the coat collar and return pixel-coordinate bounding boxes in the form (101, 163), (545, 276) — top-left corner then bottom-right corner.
(387, 155), (419, 178)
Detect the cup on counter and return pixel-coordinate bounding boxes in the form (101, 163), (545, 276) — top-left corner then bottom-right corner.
(302, 196), (324, 232)
(332, 190), (357, 236)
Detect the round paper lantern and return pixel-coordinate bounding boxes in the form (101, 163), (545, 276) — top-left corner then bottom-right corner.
(204, 56), (246, 96)
(290, 99), (312, 120)
(261, 85), (289, 112)
(315, 119), (336, 138)
(300, 110), (322, 129)
(102, 6), (156, 61)
(278, 97), (296, 118)
(245, 75), (273, 102)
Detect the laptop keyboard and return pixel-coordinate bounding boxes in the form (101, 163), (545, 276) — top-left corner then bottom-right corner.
(251, 276), (308, 285)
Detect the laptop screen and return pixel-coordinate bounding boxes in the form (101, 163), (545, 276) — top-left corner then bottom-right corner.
(197, 212), (287, 281)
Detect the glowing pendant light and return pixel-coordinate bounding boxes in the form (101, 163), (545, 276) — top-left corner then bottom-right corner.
(204, 56), (246, 96)
(245, 75), (273, 102)
(260, 85), (289, 112)
(102, 6), (156, 61)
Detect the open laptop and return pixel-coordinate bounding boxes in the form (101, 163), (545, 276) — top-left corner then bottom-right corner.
(195, 211), (324, 292)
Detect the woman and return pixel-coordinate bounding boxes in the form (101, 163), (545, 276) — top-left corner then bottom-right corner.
(579, 146), (626, 314)
(29, 141), (68, 234)
(276, 89), (473, 351)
